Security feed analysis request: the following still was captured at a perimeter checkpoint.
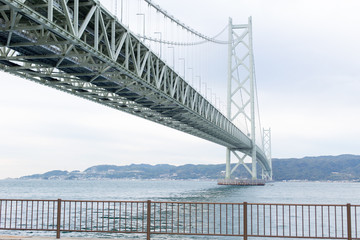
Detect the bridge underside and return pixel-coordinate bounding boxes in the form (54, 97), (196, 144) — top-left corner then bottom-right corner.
(0, 0), (271, 174)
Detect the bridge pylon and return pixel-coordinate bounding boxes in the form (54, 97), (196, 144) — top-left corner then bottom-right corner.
(225, 17), (271, 181)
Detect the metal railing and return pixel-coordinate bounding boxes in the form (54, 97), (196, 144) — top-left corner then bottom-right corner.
(0, 199), (359, 239)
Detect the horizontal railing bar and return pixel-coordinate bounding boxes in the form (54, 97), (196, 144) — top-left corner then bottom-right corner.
(247, 203), (348, 207)
(52, 230), (148, 233)
(152, 232), (243, 236)
(61, 200), (148, 203)
(247, 235), (348, 239)
(0, 199), (57, 202)
(151, 200), (245, 205)
(1, 199), (353, 207)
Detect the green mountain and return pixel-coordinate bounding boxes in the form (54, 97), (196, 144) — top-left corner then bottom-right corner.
(19, 154), (360, 181)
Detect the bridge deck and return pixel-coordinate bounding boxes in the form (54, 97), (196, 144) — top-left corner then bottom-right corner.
(0, 0), (271, 174)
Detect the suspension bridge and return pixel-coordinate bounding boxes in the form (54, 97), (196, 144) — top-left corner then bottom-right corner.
(0, 0), (272, 181)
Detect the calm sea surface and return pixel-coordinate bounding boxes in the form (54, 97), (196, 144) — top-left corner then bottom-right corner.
(1, 179), (360, 239)
(1, 179), (359, 204)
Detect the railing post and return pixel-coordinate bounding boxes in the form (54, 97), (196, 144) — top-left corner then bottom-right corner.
(56, 199), (61, 239)
(147, 200), (151, 240)
(243, 202), (248, 240)
(347, 203), (352, 240)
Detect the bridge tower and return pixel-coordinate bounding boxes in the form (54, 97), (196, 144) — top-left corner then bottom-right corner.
(225, 17), (268, 180)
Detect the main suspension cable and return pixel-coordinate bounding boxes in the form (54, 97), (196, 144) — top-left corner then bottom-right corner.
(136, 24), (228, 46)
(143, 0), (229, 44)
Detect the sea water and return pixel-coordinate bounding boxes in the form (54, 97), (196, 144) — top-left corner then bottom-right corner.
(0, 179), (359, 239)
(1, 179), (359, 204)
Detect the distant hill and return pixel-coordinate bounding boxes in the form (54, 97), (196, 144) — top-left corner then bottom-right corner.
(272, 154), (360, 181)
(19, 154), (360, 181)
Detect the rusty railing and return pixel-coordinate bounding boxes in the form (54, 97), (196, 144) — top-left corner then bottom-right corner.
(0, 199), (359, 239)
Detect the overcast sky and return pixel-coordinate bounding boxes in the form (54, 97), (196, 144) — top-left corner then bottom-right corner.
(1, 0), (360, 179)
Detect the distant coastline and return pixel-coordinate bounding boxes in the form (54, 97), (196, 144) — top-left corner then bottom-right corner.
(16, 154), (360, 182)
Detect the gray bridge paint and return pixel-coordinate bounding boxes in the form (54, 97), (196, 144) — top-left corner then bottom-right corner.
(0, 0), (271, 173)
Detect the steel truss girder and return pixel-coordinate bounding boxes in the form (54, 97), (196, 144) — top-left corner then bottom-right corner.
(0, 0), (258, 156)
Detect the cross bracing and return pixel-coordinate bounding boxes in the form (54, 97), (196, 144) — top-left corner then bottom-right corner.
(0, 0), (271, 174)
